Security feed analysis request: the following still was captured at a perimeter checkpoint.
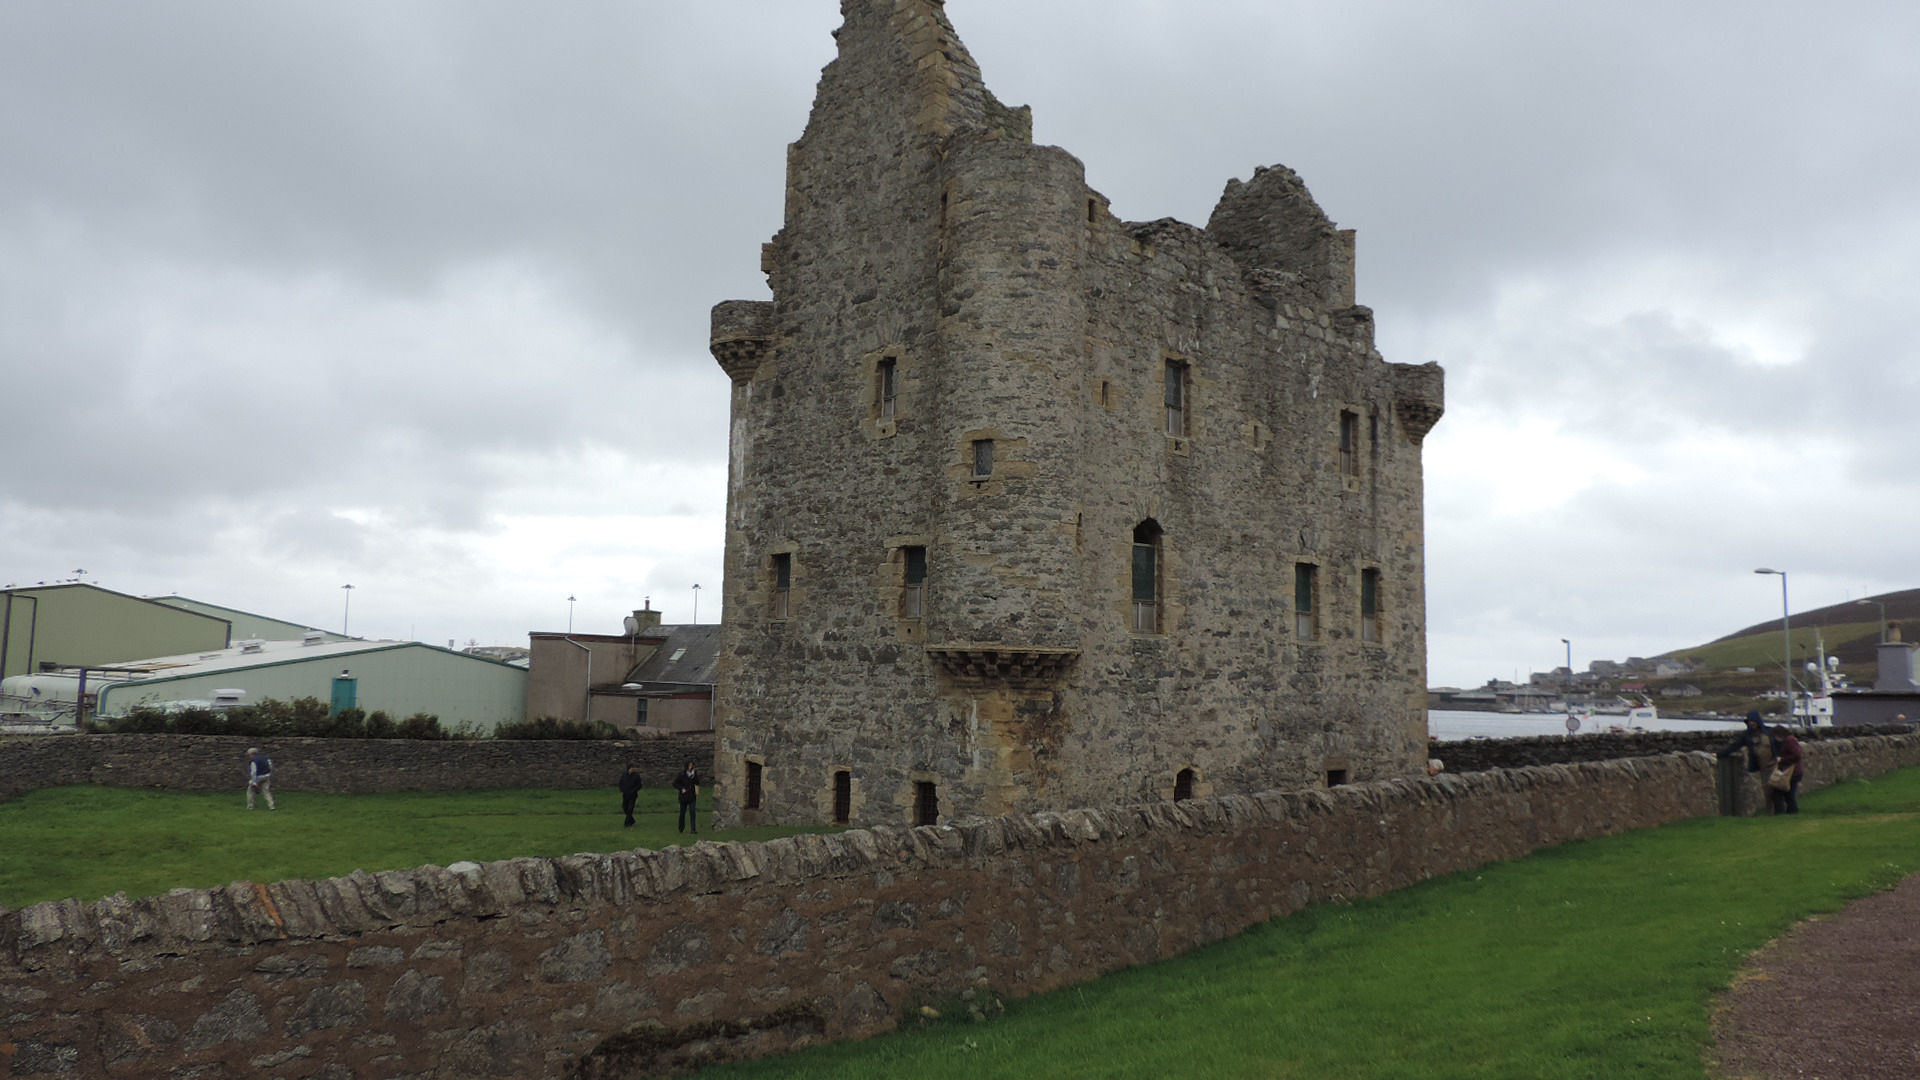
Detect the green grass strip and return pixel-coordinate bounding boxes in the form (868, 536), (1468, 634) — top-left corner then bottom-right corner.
(0, 786), (833, 909)
(696, 769), (1920, 1080)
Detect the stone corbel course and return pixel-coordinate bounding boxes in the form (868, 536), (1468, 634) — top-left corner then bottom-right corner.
(3, 735), (1916, 1078)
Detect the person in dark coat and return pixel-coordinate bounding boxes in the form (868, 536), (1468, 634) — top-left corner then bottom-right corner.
(672, 761), (700, 834)
(1716, 712), (1774, 774)
(618, 765), (643, 828)
(1769, 725), (1805, 815)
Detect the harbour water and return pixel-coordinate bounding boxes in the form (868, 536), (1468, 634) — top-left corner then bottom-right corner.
(1428, 709), (1742, 743)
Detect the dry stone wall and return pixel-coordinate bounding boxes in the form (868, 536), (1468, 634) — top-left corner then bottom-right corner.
(1435, 725), (1916, 774)
(0, 734), (715, 802)
(7, 735), (1917, 1078)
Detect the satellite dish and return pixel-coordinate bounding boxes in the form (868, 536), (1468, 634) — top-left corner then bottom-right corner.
(623, 616), (640, 635)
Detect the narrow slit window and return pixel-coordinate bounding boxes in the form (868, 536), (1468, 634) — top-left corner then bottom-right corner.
(914, 780), (939, 826)
(635, 699), (649, 727)
(745, 761), (763, 810)
(877, 357), (898, 420)
(971, 438), (994, 478)
(1164, 359), (1188, 436)
(771, 553), (792, 620)
(832, 770), (851, 824)
(901, 545), (927, 617)
(1360, 568), (1382, 643)
(1295, 562), (1318, 639)
(1174, 768), (1195, 802)
(1132, 520), (1162, 633)
(1338, 410), (1360, 476)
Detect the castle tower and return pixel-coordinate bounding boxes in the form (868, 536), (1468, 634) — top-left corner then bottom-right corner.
(709, 0), (1443, 827)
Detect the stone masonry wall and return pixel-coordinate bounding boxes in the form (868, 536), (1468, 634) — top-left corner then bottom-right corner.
(6, 735), (1915, 1078)
(0, 734), (715, 803)
(711, 0), (1446, 831)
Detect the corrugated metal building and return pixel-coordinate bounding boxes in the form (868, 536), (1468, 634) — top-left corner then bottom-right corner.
(2, 637), (525, 732)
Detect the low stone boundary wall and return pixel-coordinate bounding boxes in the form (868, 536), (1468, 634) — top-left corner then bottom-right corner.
(4, 735), (1916, 1079)
(1436, 724), (1914, 774)
(0, 733), (715, 802)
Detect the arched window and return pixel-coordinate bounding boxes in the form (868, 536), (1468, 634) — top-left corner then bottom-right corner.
(1132, 520), (1162, 633)
(1174, 767), (1195, 801)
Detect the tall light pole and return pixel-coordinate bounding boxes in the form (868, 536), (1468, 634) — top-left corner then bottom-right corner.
(1755, 569), (1791, 722)
(692, 583), (702, 624)
(341, 584), (354, 637)
(1856, 598), (1887, 644)
(567, 595), (577, 634)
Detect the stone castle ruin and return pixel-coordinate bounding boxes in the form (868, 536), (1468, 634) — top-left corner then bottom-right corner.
(710, 0), (1444, 828)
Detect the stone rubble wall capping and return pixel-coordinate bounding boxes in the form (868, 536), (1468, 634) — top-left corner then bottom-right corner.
(4, 734), (1916, 1078)
(0, 732), (716, 802)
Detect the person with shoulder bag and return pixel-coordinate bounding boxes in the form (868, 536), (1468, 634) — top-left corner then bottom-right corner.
(1767, 725), (1804, 815)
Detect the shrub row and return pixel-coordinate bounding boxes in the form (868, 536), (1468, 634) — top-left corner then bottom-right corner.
(94, 700), (630, 741)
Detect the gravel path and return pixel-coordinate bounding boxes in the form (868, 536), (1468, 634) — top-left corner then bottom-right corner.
(1713, 873), (1920, 1079)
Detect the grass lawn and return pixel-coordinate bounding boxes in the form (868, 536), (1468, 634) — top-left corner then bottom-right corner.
(0, 786), (835, 909)
(694, 768), (1920, 1080)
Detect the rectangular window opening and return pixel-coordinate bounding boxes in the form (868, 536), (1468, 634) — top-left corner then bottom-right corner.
(1326, 769), (1348, 788)
(1087, 197), (1100, 223)
(771, 553), (792, 620)
(1164, 360), (1187, 436)
(635, 699), (648, 727)
(745, 761), (763, 810)
(901, 545), (927, 618)
(1338, 410), (1360, 476)
(832, 770), (851, 824)
(877, 357), (898, 420)
(971, 438), (994, 479)
(1295, 562), (1318, 639)
(1361, 568), (1382, 644)
(914, 780), (939, 827)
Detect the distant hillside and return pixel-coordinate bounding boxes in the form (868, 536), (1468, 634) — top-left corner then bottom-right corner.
(1697, 587), (1920, 666)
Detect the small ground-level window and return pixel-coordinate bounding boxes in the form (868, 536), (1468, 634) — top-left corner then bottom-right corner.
(745, 761), (763, 810)
(832, 770), (851, 824)
(1326, 769), (1349, 787)
(1295, 562), (1319, 639)
(1360, 568), (1382, 643)
(914, 780), (939, 826)
(635, 699), (648, 726)
(1174, 768), (1195, 802)
(771, 553), (792, 619)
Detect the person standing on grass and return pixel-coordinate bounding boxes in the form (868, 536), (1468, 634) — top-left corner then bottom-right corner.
(673, 761), (700, 834)
(1716, 712), (1774, 774)
(619, 764), (644, 828)
(245, 747), (275, 810)
(1769, 725), (1805, 815)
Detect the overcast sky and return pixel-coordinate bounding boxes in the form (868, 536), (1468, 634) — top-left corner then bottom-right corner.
(4, 0), (1915, 687)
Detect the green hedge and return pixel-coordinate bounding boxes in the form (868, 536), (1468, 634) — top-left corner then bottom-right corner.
(97, 698), (462, 740)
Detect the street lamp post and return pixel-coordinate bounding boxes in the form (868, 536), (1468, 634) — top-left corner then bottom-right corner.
(1856, 598), (1888, 644)
(1754, 569), (1792, 724)
(692, 583), (702, 624)
(341, 584), (354, 637)
(567, 595), (577, 634)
